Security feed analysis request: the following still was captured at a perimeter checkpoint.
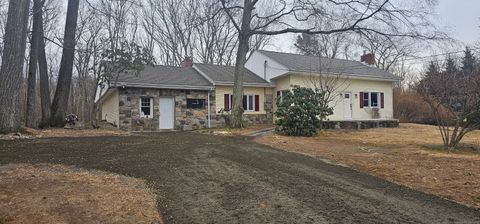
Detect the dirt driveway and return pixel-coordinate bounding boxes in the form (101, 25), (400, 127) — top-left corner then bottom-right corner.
(0, 133), (478, 224)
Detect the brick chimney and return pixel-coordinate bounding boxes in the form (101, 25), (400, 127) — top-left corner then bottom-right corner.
(181, 57), (193, 68)
(360, 52), (375, 65)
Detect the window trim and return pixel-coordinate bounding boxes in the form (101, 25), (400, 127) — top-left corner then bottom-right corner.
(243, 95), (255, 112)
(139, 97), (153, 118)
(362, 92), (380, 108)
(187, 98), (206, 109)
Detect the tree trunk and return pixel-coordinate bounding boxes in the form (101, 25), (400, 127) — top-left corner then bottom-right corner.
(230, 0), (253, 128)
(26, 0), (44, 128)
(50, 0), (80, 127)
(0, 0), (31, 133)
(38, 3), (51, 128)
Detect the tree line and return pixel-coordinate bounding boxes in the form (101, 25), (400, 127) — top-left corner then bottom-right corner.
(0, 0), (448, 132)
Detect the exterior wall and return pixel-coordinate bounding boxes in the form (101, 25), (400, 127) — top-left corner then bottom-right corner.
(245, 51), (288, 81)
(213, 85), (274, 125)
(100, 88), (119, 127)
(273, 74), (395, 120)
(118, 88), (212, 131)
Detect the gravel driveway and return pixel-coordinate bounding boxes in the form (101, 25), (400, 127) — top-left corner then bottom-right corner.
(0, 132), (478, 223)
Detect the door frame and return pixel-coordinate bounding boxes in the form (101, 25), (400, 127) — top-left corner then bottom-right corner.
(343, 92), (352, 120)
(159, 97), (175, 130)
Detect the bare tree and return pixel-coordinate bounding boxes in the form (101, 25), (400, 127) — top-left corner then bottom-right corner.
(0, 0), (30, 133)
(50, 0), (80, 127)
(295, 33), (351, 59)
(26, 0), (45, 128)
(220, 0), (444, 128)
(417, 58), (480, 149)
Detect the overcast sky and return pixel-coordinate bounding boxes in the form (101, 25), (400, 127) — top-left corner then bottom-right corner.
(269, 0), (480, 54)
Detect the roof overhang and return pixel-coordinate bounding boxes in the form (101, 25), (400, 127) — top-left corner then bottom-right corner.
(214, 81), (275, 88)
(271, 70), (402, 82)
(113, 82), (214, 90)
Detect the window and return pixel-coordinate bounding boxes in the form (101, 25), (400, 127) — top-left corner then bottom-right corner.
(370, 92), (379, 107)
(243, 95), (255, 111)
(277, 90), (290, 102)
(224, 94), (260, 112)
(187, 99), (206, 109)
(140, 97), (153, 118)
(361, 92), (383, 108)
(363, 92), (370, 107)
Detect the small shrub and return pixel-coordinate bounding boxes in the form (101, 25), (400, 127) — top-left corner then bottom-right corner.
(275, 86), (333, 136)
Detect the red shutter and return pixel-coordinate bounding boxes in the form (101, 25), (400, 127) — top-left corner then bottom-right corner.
(254, 95), (260, 111)
(224, 94), (230, 111)
(380, 92), (385, 109)
(360, 92), (364, 108)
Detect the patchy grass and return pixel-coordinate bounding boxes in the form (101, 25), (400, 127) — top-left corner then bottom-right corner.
(0, 164), (162, 224)
(256, 123), (480, 208)
(195, 124), (275, 136)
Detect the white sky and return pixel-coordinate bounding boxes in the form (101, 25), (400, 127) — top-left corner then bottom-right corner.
(268, 0), (480, 54)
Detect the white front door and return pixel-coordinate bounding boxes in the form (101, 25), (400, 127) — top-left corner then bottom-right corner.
(343, 92), (352, 119)
(159, 97), (175, 129)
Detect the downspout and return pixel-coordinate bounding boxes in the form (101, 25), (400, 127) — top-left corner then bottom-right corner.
(208, 88), (212, 128)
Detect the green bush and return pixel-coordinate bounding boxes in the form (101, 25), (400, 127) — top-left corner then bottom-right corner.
(275, 86), (333, 136)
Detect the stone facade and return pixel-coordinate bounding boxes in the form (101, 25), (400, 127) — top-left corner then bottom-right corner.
(118, 87), (273, 131)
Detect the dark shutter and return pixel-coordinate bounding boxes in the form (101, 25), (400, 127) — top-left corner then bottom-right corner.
(380, 92), (385, 109)
(254, 95), (260, 111)
(224, 94), (230, 111)
(360, 92), (364, 108)
(243, 95), (247, 110)
(277, 91), (280, 96)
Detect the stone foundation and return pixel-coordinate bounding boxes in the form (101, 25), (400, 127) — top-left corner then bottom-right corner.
(322, 119), (399, 130)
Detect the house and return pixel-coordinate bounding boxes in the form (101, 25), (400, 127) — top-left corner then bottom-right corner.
(98, 50), (400, 131)
(97, 59), (274, 131)
(245, 50), (401, 128)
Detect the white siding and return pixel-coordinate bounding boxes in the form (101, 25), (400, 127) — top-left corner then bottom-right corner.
(274, 74), (395, 120)
(100, 88), (119, 126)
(214, 86), (272, 114)
(245, 51), (288, 81)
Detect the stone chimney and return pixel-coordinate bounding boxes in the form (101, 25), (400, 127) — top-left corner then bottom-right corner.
(360, 52), (375, 65)
(181, 57), (193, 68)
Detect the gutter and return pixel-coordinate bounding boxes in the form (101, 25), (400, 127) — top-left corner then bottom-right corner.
(113, 82), (214, 90)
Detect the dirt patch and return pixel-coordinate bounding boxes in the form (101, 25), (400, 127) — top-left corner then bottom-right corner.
(195, 124), (275, 136)
(0, 163), (162, 224)
(256, 123), (480, 208)
(0, 128), (128, 140)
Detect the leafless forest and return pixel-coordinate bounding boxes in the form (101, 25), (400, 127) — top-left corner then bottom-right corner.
(0, 0), (476, 132)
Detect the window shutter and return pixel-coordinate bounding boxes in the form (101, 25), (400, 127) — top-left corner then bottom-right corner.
(224, 94), (230, 111)
(243, 95), (247, 110)
(277, 91), (280, 96)
(254, 95), (260, 111)
(380, 92), (385, 109)
(360, 92), (364, 108)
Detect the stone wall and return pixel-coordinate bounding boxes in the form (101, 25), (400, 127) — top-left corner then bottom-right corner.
(119, 88), (211, 131)
(321, 119), (399, 130)
(117, 87), (274, 131)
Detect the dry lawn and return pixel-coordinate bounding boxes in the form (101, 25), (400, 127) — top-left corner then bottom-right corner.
(196, 124), (275, 136)
(256, 123), (480, 208)
(0, 164), (162, 224)
(0, 128), (128, 140)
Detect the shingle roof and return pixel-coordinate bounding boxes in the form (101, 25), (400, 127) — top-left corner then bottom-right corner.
(257, 50), (401, 81)
(193, 63), (272, 87)
(112, 65), (213, 90)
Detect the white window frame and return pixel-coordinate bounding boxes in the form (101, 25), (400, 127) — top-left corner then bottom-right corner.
(140, 97), (153, 118)
(244, 95), (255, 112)
(363, 92), (380, 108)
